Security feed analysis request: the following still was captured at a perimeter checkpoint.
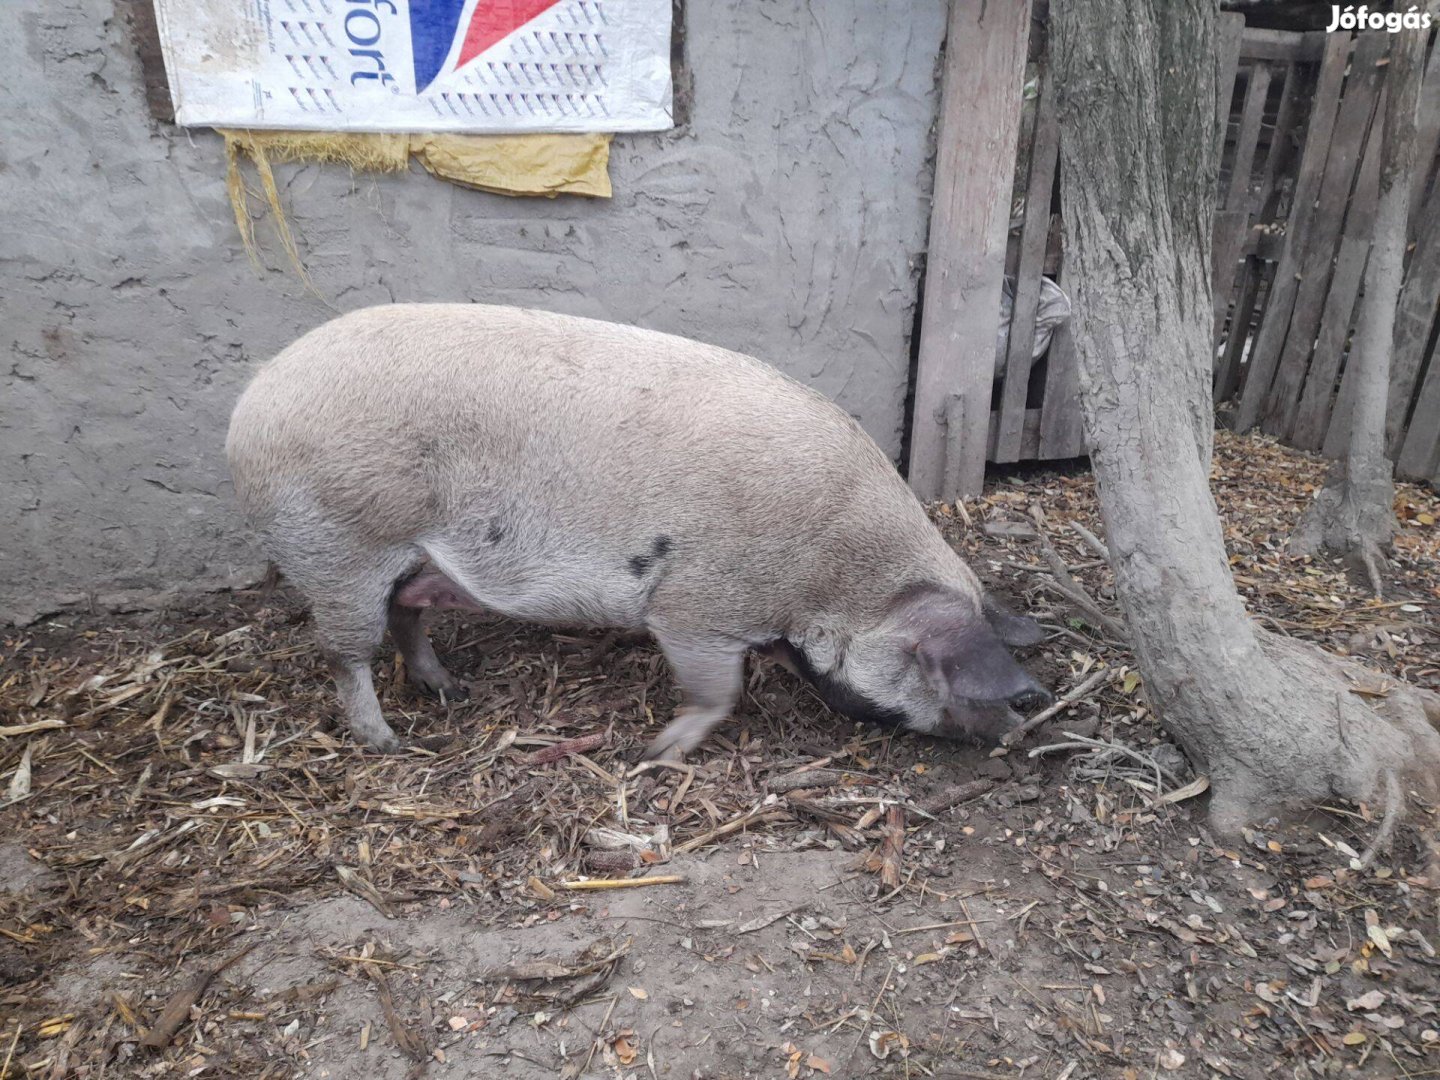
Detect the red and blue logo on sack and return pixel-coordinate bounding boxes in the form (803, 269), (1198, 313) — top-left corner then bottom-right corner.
(410, 0), (561, 92)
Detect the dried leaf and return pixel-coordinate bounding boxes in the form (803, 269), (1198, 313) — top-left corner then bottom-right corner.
(6, 746), (32, 801)
(868, 1030), (910, 1060)
(1158, 1048), (1185, 1070)
(1365, 910), (1393, 957)
(1347, 990), (1386, 1011)
(613, 1033), (637, 1065)
(1155, 774), (1209, 804)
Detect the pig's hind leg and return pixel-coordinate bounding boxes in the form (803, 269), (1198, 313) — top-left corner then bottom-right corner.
(272, 532), (414, 752)
(644, 632), (746, 760)
(388, 566), (474, 698)
(308, 578), (406, 753)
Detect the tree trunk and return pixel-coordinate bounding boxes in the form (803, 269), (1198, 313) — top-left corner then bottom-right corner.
(1290, 30), (1427, 593)
(1052, 0), (1440, 832)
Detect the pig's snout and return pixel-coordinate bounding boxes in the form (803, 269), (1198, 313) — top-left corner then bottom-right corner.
(1005, 677), (1052, 714)
(937, 666), (1051, 745)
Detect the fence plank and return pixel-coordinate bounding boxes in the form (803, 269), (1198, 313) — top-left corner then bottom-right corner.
(908, 0), (1032, 501)
(1261, 32), (1388, 439)
(1289, 103), (1385, 451)
(1215, 64), (1305, 404)
(1226, 64), (1273, 210)
(1406, 39), (1440, 230)
(1216, 13), (1247, 161)
(1212, 63), (1273, 346)
(1215, 257), (1266, 403)
(1388, 189), (1440, 454)
(1038, 312), (1085, 459)
(1235, 32), (1352, 432)
(987, 409), (1043, 460)
(1212, 210), (1250, 347)
(1241, 28), (1325, 63)
(995, 67), (1061, 464)
(1397, 354), (1440, 483)
(1254, 62), (1306, 209)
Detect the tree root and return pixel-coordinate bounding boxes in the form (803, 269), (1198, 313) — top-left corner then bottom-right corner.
(1288, 463), (1395, 598)
(1196, 633), (1440, 836)
(1358, 769), (1403, 870)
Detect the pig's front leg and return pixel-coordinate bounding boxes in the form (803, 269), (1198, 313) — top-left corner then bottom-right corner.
(645, 632), (746, 760)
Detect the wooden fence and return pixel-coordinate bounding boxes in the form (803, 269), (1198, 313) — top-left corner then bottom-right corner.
(1218, 27), (1440, 486)
(908, 8), (1440, 497)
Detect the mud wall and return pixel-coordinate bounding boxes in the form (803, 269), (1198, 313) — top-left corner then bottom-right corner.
(0, 0), (946, 622)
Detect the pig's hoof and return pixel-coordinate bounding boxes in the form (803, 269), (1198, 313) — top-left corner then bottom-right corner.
(639, 739), (687, 765)
(411, 673), (470, 701)
(347, 725), (403, 754)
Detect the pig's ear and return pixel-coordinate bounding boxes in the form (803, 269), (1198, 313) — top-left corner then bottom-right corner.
(912, 623), (1048, 706)
(982, 594), (1046, 648)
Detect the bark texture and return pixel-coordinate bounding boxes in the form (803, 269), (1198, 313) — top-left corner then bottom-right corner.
(1290, 30), (1427, 592)
(1053, 0), (1440, 831)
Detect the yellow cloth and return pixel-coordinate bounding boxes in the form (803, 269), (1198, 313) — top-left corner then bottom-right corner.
(218, 129), (612, 289)
(410, 133), (611, 198)
(217, 129), (611, 197)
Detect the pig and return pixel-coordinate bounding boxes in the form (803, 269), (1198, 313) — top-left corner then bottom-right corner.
(225, 304), (1050, 757)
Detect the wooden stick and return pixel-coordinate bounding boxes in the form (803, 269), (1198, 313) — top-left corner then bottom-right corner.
(674, 808), (789, 854)
(555, 875), (685, 891)
(140, 944), (255, 1048)
(1029, 509), (1128, 639)
(766, 768), (879, 794)
(1001, 668), (1117, 747)
(0, 720), (66, 737)
(364, 965), (426, 1061)
(1067, 521), (1111, 562)
(1, 1022), (20, 1080)
(865, 806), (906, 889)
(919, 778), (996, 815)
(519, 731), (607, 767)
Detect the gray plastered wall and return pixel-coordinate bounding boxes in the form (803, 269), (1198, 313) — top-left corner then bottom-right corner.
(0, 0), (947, 624)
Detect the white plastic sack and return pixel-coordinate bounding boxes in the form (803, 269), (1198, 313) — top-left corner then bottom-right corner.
(995, 276), (1072, 377)
(153, 0), (674, 133)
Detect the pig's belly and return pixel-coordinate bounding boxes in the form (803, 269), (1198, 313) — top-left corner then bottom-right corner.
(411, 534), (655, 631)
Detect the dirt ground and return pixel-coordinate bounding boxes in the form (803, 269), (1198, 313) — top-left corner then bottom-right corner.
(2, 431), (1439, 1079)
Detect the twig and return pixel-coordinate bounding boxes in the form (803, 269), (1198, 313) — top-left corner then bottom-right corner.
(865, 806), (905, 889)
(960, 897), (985, 951)
(626, 759), (695, 780)
(1067, 521), (1111, 563)
(567, 995), (619, 1080)
(1028, 733), (1183, 789)
(334, 865), (395, 918)
(1358, 769), (1403, 870)
(1027, 509), (1128, 639)
(850, 962), (895, 1058)
(1, 1023), (19, 1080)
(556, 875), (686, 891)
(1001, 668), (1117, 747)
(364, 965), (427, 1061)
(918, 778), (996, 815)
(674, 808), (789, 854)
(0, 720), (66, 737)
(520, 732), (607, 767)
(766, 768), (880, 794)
(140, 944), (256, 1048)
(1036, 572), (1128, 640)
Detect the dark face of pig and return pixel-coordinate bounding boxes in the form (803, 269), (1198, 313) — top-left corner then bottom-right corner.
(773, 585), (1049, 745)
